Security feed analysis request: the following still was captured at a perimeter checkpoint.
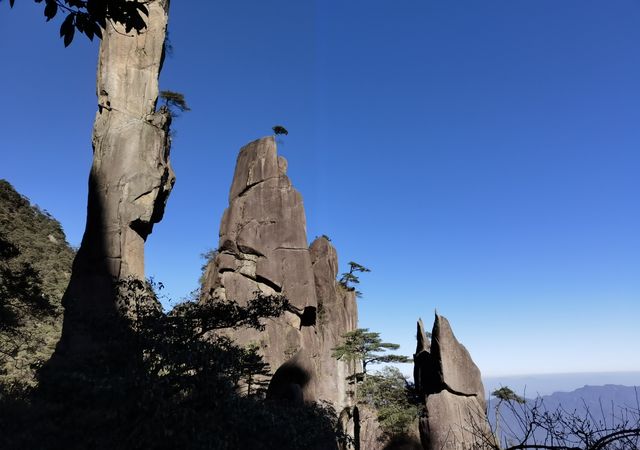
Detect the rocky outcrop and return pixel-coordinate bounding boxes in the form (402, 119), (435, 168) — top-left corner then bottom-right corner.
(51, 0), (173, 364)
(414, 315), (491, 450)
(358, 405), (385, 450)
(202, 137), (357, 411)
(310, 236), (358, 411)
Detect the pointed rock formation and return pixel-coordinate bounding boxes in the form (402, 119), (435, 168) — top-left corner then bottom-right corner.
(50, 0), (173, 368)
(201, 137), (357, 412)
(414, 315), (491, 450)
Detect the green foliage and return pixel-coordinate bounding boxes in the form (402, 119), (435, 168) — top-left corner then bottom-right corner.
(0, 277), (345, 449)
(0, 180), (74, 386)
(358, 366), (420, 437)
(238, 342), (271, 396)
(159, 90), (191, 117)
(339, 261), (371, 298)
(197, 248), (217, 287)
(491, 386), (525, 404)
(4, 0), (150, 46)
(332, 328), (409, 375)
(272, 125), (288, 135)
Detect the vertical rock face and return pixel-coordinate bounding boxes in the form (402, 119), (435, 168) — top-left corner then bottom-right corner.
(414, 315), (491, 450)
(310, 236), (358, 411)
(201, 137), (357, 411)
(54, 1), (173, 359)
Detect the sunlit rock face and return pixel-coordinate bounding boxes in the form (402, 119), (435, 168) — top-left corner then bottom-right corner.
(54, 0), (173, 362)
(201, 137), (357, 412)
(414, 315), (491, 450)
(310, 236), (358, 411)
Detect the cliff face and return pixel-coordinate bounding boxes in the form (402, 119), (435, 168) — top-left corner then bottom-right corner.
(52, 0), (173, 364)
(201, 137), (357, 412)
(414, 315), (491, 450)
(310, 236), (358, 409)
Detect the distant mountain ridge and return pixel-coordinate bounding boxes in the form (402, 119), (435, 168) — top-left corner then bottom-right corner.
(485, 372), (640, 397)
(488, 384), (640, 444)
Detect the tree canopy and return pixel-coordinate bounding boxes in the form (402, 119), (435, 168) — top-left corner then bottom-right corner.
(358, 366), (420, 438)
(5, 0), (150, 46)
(272, 125), (288, 136)
(332, 328), (409, 376)
(159, 90), (191, 117)
(339, 261), (371, 298)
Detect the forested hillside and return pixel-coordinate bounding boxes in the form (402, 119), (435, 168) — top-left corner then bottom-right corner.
(0, 179), (75, 386)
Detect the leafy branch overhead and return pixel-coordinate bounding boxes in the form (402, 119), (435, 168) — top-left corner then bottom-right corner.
(5, 0), (150, 47)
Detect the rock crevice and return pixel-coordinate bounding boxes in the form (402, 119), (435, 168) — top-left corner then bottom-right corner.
(414, 315), (491, 450)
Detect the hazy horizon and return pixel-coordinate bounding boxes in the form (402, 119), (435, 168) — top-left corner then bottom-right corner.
(483, 370), (640, 396)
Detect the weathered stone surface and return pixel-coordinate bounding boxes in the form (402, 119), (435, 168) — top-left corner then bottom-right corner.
(357, 405), (386, 450)
(414, 314), (491, 450)
(310, 236), (358, 411)
(201, 137), (363, 446)
(421, 390), (488, 450)
(68, 0), (172, 299)
(50, 0), (173, 369)
(202, 137), (359, 407)
(432, 315), (485, 407)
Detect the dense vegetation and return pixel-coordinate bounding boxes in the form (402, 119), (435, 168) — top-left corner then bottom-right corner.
(333, 329), (419, 445)
(358, 366), (420, 438)
(0, 179), (74, 386)
(0, 187), (345, 448)
(1, 279), (345, 449)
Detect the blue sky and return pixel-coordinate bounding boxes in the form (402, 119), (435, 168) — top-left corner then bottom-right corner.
(1, 0), (639, 378)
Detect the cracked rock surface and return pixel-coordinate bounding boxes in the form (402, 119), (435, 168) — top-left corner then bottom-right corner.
(414, 315), (491, 450)
(53, 0), (173, 362)
(202, 137), (357, 410)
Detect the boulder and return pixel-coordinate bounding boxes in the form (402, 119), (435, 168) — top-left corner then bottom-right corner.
(421, 390), (488, 450)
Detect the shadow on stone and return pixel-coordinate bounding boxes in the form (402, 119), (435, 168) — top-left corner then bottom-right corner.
(267, 357), (312, 404)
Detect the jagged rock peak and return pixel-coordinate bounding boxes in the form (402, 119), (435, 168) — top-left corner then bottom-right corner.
(431, 314), (485, 406)
(416, 317), (430, 354)
(201, 137), (318, 403)
(414, 314), (491, 450)
(229, 136), (289, 201)
(210, 136), (314, 310)
(201, 137), (358, 415)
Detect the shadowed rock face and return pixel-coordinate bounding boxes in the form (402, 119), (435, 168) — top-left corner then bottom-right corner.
(414, 315), (491, 450)
(51, 0), (173, 367)
(202, 137), (357, 411)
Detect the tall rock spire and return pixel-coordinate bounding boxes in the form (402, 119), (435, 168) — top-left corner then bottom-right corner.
(49, 0), (174, 370)
(201, 137), (357, 412)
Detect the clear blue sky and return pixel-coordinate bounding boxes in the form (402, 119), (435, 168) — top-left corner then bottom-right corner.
(1, 0), (639, 378)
